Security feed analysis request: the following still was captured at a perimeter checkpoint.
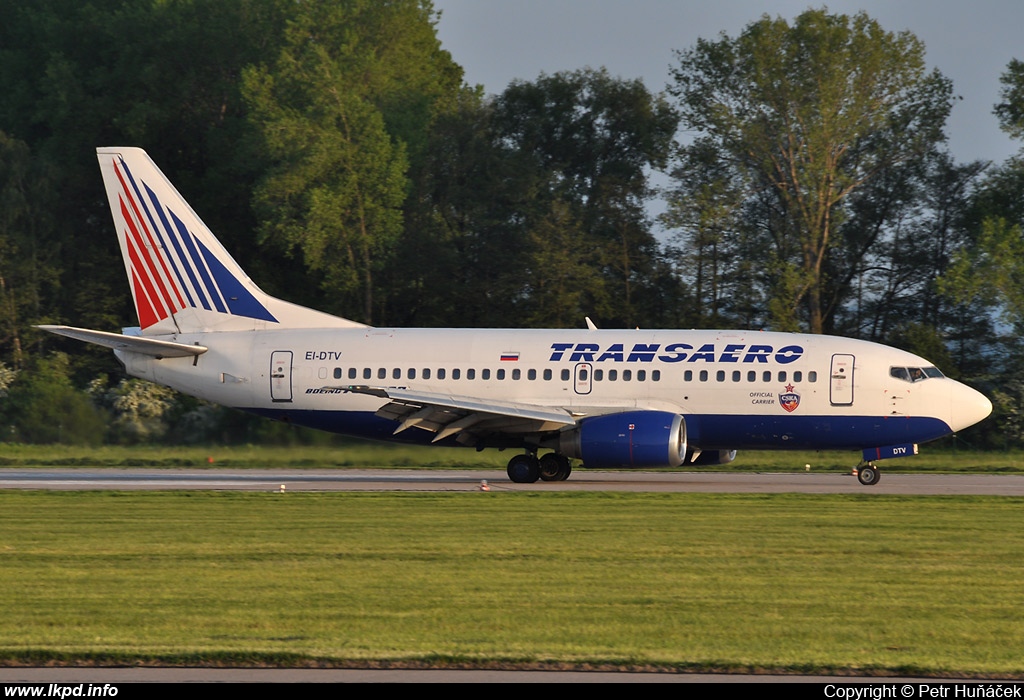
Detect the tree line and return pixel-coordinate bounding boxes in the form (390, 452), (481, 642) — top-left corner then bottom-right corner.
(0, 1), (1020, 447)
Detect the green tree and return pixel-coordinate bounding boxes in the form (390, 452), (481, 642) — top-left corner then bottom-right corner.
(941, 217), (1024, 324)
(0, 133), (59, 367)
(243, 0), (462, 324)
(3, 353), (105, 444)
(490, 69), (678, 327)
(939, 59), (1024, 332)
(669, 9), (953, 333)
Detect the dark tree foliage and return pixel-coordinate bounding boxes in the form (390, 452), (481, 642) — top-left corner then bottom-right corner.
(0, 3), (1015, 446)
(668, 9), (954, 334)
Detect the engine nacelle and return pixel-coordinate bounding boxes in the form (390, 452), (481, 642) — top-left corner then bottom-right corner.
(686, 449), (738, 466)
(553, 411), (687, 468)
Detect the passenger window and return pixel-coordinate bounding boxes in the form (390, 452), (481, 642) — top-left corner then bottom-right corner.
(747, 371), (756, 382)
(637, 370), (646, 381)
(623, 370), (632, 381)
(732, 370), (740, 382)
(561, 369), (570, 381)
(438, 368), (446, 380)
(482, 369), (491, 380)
(452, 369), (460, 380)
(363, 368), (371, 380)
(594, 369), (603, 381)
(794, 371), (802, 382)
(652, 370), (661, 381)
(423, 368), (431, 380)
(716, 370), (725, 382)
(528, 369), (536, 380)
(333, 368), (342, 379)
(497, 369), (506, 380)
(467, 369), (475, 380)
(763, 371), (771, 382)
(408, 368), (416, 380)
(512, 369), (521, 380)
(699, 370), (708, 382)
(543, 369), (551, 380)
(377, 368), (386, 380)
(608, 369), (618, 381)
(348, 368), (357, 380)
(684, 370), (692, 382)
(809, 371), (817, 382)
(392, 368), (401, 380)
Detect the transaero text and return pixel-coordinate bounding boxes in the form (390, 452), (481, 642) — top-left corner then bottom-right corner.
(548, 342), (804, 364)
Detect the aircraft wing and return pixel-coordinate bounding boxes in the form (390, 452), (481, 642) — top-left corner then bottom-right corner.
(340, 385), (577, 442)
(37, 325), (208, 358)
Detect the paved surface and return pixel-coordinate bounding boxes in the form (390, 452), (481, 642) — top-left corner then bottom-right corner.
(0, 468), (1022, 494)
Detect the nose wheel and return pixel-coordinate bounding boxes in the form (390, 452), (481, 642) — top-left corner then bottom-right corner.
(853, 463), (881, 486)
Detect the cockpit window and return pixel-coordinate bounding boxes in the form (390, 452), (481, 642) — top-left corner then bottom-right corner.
(890, 366), (944, 382)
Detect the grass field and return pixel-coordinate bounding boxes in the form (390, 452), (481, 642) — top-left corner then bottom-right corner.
(1, 490), (1021, 677)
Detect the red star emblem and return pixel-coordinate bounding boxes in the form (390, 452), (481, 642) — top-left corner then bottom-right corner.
(785, 383), (795, 392)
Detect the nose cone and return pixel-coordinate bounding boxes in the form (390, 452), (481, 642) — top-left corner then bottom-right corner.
(949, 380), (993, 433)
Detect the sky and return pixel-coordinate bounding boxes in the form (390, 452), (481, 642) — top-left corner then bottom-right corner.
(432, 0), (1024, 166)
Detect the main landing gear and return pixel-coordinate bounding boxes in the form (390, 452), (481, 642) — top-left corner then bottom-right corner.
(506, 452), (572, 483)
(853, 462), (881, 486)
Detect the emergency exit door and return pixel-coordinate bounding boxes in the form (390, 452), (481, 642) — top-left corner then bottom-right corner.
(270, 351), (293, 403)
(830, 354), (854, 406)
(574, 363), (593, 395)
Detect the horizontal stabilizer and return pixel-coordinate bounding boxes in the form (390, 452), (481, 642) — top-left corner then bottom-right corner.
(37, 325), (207, 358)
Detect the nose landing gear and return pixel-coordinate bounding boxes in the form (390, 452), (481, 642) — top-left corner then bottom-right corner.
(853, 462), (881, 486)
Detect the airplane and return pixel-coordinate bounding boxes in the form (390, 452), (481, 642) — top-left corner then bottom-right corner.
(40, 147), (993, 485)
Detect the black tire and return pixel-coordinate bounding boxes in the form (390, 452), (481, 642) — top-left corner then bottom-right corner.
(857, 464), (880, 486)
(539, 453), (572, 481)
(507, 454), (540, 483)
(538, 453), (560, 481)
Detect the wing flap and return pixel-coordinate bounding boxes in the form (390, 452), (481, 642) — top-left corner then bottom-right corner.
(340, 385), (577, 441)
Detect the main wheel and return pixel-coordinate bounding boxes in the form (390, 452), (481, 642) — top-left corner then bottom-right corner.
(857, 464), (880, 486)
(539, 453), (572, 481)
(507, 454), (540, 483)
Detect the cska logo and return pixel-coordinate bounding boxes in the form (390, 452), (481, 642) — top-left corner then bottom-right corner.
(779, 384), (800, 413)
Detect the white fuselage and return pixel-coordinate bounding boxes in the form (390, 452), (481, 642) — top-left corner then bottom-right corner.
(116, 327), (991, 453)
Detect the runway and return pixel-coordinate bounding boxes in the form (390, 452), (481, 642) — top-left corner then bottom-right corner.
(0, 468), (1022, 495)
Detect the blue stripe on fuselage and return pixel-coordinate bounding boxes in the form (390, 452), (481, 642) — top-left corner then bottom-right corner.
(240, 408), (953, 452)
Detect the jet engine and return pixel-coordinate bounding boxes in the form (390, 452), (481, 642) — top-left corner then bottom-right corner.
(550, 410), (686, 468)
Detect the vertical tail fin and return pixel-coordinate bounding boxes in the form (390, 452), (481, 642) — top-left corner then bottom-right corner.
(97, 147), (365, 334)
